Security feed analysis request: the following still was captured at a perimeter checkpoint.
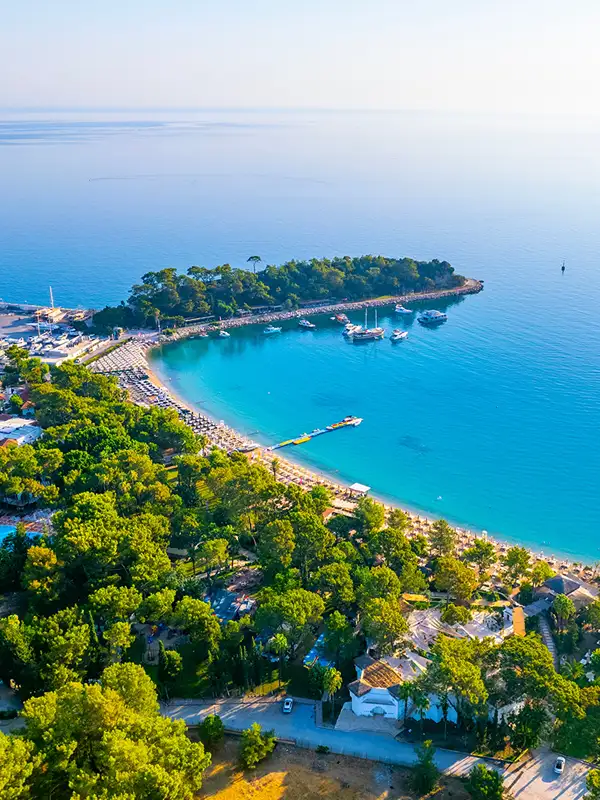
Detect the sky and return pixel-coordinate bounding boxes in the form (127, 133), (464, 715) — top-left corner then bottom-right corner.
(2, 0), (600, 115)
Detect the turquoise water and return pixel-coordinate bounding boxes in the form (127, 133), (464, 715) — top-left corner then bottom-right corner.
(151, 290), (600, 562)
(3, 109), (600, 559)
(0, 525), (15, 544)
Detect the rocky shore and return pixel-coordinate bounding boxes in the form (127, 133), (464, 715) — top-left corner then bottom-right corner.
(166, 278), (484, 341)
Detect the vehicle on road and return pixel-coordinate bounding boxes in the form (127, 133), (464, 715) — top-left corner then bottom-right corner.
(554, 756), (566, 775)
(282, 697), (294, 713)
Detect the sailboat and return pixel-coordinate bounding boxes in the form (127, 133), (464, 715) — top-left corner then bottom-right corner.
(351, 308), (385, 342)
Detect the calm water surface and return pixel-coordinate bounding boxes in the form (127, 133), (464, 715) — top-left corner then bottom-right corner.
(2, 110), (600, 558)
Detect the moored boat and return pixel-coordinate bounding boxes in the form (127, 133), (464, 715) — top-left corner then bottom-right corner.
(326, 415), (363, 430)
(218, 330), (231, 338)
(351, 308), (385, 342)
(335, 313), (350, 324)
(298, 319), (316, 329)
(390, 329), (408, 341)
(417, 310), (447, 325)
(263, 325), (282, 335)
(395, 304), (413, 315)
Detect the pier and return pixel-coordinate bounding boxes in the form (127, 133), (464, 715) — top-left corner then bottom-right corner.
(267, 416), (362, 451)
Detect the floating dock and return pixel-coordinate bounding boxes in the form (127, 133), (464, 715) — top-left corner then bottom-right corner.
(267, 415), (362, 451)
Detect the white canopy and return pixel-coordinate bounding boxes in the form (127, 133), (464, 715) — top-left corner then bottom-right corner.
(349, 482), (371, 494)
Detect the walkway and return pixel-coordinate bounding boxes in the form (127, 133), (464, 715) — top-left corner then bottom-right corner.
(538, 614), (559, 668)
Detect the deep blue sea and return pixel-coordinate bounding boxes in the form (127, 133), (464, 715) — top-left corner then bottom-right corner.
(2, 110), (600, 560)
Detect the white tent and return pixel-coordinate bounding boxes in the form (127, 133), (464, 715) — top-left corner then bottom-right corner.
(349, 482), (371, 494)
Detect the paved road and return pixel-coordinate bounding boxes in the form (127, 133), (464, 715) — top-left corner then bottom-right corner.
(506, 748), (588, 800)
(163, 698), (589, 799)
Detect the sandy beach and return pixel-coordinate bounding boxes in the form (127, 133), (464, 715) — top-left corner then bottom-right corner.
(87, 317), (598, 578)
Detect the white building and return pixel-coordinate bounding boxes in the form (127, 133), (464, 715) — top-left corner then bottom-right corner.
(0, 417), (42, 446)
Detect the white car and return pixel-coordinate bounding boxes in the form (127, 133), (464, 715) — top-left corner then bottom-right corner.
(282, 697), (294, 714)
(554, 756), (566, 775)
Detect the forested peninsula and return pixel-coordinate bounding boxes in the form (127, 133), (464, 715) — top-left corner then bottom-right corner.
(92, 255), (464, 331)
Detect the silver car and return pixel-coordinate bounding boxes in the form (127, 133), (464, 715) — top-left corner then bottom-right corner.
(554, 756), (566, 775)
(282, 697), (294, 713)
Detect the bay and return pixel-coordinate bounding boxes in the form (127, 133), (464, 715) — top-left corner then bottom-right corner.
(2, 109), (600, 559)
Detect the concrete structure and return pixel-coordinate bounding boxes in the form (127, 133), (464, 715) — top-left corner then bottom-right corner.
(0, 417), (42, 446)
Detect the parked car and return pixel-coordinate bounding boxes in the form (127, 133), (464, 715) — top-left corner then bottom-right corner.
(282, 697), (294, 714)
(554, 756), (566, 775)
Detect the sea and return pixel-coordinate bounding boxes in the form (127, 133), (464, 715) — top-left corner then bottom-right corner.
(2, 109), (600, 560)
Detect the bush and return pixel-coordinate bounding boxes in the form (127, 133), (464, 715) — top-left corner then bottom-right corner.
(412, 739), (439, 796)
(239, 722), (276, 769)
(316, 745), (330, 754)
(198, 714), (225, 747)
(465, 763), (505, 800)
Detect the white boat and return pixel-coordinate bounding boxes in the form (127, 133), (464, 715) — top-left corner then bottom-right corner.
(351, 309), (385, 342)
(418, 310), (447, 325)
(343, 323), (362, 337)
(263, 325), (282, 335)
(390, 329), (408, 342)
(218, 330), (231, 338)
(395, 304), (413, 315)
(298, 319), (316, 329)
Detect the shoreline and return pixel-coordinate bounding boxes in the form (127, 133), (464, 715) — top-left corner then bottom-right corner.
(165, 278), (484, 341)
(89, 328), (598, 576)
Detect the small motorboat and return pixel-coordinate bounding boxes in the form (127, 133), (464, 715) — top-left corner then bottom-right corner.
(298, 319), (316, 329)
(395, 304), (414, 315)
(218, 330), (231, 338)
(390, 329), (408, 342)
(263, 325), (282, 335)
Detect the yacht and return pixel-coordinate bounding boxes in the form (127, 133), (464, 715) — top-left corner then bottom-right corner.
(390, 329), (408, 342)
(351, 309), (385, 342)
(418, 310), (447, 325)
(218, 330), (231, 338)
(343, 323), (362, 337)
(326, 415), (363, 430)
(395, 304), (413, 315)
(298, 319), (316, 329)
(263, 325), (282, 335)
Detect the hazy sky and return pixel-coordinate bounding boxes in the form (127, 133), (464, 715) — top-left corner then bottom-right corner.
(3, 0), (599, 114)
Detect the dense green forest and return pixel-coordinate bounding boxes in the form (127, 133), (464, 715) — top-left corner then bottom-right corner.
(91, 255), (464, 331)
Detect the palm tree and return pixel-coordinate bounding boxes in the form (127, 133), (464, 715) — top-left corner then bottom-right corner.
(247, 255), (262, 274)
(269, 633), (288, 688)
(397, 682), (412, 726)
(271, 457), (280, 481)
(323, 667), (343, 721)
(411, 686), (430, 737)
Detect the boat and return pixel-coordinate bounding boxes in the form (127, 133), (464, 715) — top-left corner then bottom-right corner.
(334, 314), (350, 324)
(326, 415), (363, 430)
(218, 330), (231, 338)
(308, 427), (327, 437)
(351, 308), (385, 342)
(343, 323), (362, 337)
(390, 329), (408, 342)
(263, 325), (282, 335)
(298, 319), (316, 329)
(293, 435), (311, 445)
(395, 304), (413, 315)
(417, 310), (447, 325)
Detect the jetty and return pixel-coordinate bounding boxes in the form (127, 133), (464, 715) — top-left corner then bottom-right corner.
(267, 416), (363, 452)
